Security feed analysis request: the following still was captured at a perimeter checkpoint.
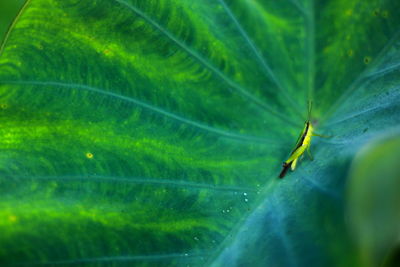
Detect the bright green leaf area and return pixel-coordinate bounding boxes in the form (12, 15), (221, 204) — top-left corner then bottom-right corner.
(0, 0), (399, 266)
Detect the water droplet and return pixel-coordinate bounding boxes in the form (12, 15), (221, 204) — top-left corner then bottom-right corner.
(243, 192), (247, 196)
(226, 209), (230, 213)
(244, 198), (249, 202)
(184, 253), (188, 256)
(194, 236), (199, 241)
(364, 56), (371, 64)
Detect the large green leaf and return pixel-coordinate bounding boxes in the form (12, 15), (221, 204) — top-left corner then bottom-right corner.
(0, 0), (399, 266)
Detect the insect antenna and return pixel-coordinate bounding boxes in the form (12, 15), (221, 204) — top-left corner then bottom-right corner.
(307, 100), (313, 121)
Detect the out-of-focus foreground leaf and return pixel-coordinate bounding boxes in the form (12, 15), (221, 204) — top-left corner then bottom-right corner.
(0, 0), (25, 43)
(0, 0), (399, 266)
(347, 131), (400, 267)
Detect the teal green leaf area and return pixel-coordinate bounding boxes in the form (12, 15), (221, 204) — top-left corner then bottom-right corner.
(0, 0), (399, 266)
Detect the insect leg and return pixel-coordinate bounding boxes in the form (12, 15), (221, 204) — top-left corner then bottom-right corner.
(285, 145), (307, 164)
(307, 146), (313, 161)
(312, 133), (331, 138)
(291, 158), (298, 170)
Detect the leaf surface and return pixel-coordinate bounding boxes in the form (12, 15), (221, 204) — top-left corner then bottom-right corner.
(0, 0), (399, 266)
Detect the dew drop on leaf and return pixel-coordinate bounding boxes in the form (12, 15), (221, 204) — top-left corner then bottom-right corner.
(364, 56), (372, 64)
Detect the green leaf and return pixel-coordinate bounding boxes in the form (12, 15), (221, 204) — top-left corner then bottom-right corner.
(347, 131), (400, 267)
(0, 0), (399, 266)
(0, 0), (26, 43)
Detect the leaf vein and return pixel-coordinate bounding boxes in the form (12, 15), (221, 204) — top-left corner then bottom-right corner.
(217, 0), (303, 117)
(6, 175), (258, 193)
(16, 252), (209, 266)
(113, 0), (299, 126)
(321, 29), (400, 123)
(0, 80), (276, 144)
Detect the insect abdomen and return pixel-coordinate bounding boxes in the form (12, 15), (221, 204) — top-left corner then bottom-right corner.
(279, 162), (291, 178)
(303, 123), (313, 146)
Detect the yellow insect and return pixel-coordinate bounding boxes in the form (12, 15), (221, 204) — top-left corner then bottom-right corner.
(279, 101), (328, 178)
